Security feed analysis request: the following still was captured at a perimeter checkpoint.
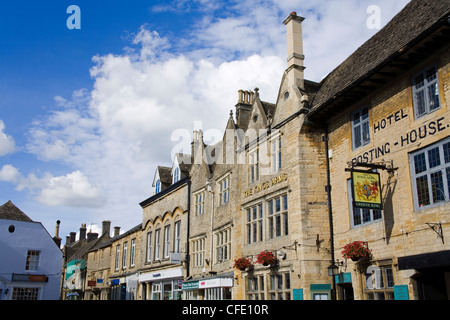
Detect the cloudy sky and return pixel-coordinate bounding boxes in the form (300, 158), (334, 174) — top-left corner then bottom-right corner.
(0, 0), (410, 241)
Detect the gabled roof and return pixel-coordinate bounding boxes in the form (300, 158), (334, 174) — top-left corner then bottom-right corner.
(0, 200), (33, 222)
(308, 0), (450, 117)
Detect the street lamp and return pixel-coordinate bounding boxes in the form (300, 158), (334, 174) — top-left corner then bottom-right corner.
(327, 263), (339, 276)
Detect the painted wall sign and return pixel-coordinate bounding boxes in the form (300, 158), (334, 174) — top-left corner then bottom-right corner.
(351, 170), (382, 209)
(352, 116), (448, 165)
(243, 173), (288, 198)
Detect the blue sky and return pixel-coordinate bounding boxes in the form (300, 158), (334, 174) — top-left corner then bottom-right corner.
(0, 0), (410, 242)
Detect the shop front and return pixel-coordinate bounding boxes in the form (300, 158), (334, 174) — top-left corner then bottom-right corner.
(182, 273), (233, 300)
(139, 267), (184, 300)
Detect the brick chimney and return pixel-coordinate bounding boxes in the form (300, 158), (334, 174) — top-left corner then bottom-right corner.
(283, 11), (305, 89)
(114, 226), (121, 237)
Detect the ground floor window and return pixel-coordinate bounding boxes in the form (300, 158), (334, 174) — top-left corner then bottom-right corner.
(149, 279), (182, 300)
(246, 271), (291, 300)
(204, 287), (231, 300)
(11, 287), (39, 300)
(364, 265), (395, 300)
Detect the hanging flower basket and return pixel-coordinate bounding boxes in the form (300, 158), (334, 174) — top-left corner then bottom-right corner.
(256, 250), (277, 267)
(233, 257), (252, 271)
(341, 241), (371, 262)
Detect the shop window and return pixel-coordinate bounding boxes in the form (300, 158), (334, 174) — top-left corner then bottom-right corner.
(412, 64), (441, 118)
(410, 138), (450, 210)
(364, 266), (395, 300)
(268, 195), (288, 238)
(247, 275), (265, 300)
(347, 179), (382, 227)
(352, 106), (370, 150)
(269, 272), (291, 300)
(246, 203), (263, 244)
(11, 287), (39, 300)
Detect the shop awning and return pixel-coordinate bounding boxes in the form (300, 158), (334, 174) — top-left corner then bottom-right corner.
(398, 250), (450, 270)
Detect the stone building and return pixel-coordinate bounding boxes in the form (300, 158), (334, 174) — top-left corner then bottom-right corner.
(138, 154), (191, 300)
(307, 0), (450, 300)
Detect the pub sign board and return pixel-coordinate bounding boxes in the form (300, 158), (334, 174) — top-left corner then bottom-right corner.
(351, 170), (382, 210)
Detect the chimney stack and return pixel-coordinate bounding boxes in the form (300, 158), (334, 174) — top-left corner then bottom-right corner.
(114, 226), (121, 237)
(79, 223), (87, 241)
(235, 89), (254, 129)
(87, 232), (98, 242)
(283, 11), (305, 89)
(102, 220), (111, 236)
(53, 220), (62, 248)
(70, 232), (76, 244)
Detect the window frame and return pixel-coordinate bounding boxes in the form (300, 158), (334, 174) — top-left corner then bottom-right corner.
(411, 64), (441, 119)
(218, 174), (230, 205)
(351, 105), (371, 150)
(246, 203), (263, 244)
(249, 148), (260, 183)
(410, 137), (450, 210)
(163, 225), (171, 259)
(25, 250), (40, 271)
(268, 194), (288, 239)
(154, 229), (161, 261)
(194, 190), (205, 216)
(122, 241), (128, 269)
(130, 238), (136, 267)
(271, 135), (282, 173)
(146, 231), (152, 263)
(215, 227), (231, 264)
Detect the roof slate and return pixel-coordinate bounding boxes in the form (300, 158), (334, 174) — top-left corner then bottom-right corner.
(0, 200), (33, 222)
(309, 0), (450, 115)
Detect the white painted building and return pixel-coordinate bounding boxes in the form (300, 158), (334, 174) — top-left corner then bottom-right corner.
(0, 201), (63, 300)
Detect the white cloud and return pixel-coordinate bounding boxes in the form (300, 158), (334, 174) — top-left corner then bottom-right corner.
(0, 120), (16, 156)
(0, 164), (103, 208)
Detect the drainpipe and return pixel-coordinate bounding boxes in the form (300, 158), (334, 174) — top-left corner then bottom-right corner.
(186, 178), (191, 278)
(324, 125), (337, 300)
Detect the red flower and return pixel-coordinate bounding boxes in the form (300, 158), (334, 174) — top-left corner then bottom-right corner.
(256, 251), (277, 266)
(341, 241), (371, 261)
(233, 257), (252, 270)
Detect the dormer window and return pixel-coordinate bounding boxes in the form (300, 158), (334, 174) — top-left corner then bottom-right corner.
(155, 179), (161, 194)
(173, 167), (180, 184)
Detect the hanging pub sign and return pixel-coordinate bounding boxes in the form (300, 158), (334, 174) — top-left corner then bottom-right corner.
(351, 170), (382, 210)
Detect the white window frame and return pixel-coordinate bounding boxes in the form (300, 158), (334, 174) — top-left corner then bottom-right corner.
(249, 148), (260, 183)
(174, 221), (181, 253)
(122, 242), (128, 269)
(173, 167), (180, 184)
(155, 179), (161, 194)
(246, 203), (263, 244)
(130, 238), (136, 267)
(215, 227), (231, 264)
(25, 250), (40, 271)
(192, 237), (205, 267)
(271, 136), (282, 173)
(268, 194), (288, 239)
(115, 245), (120, 270)
(194, 190), (205, 216)
(146, 231), (152, 262)
(410, 137), (450, 210)
(164, 225), (171, 259)
(218, 174), (230, 205)
(412, 64), (441, 119)
(155, 229), (161, 261)
(347, 179), (382, 227)
(352, 106), (371, 150)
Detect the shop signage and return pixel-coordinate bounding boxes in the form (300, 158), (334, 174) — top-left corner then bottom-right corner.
(394, 285), (409, 300)
(293, 289), (303, 300)
(182, 281), (199, 290)
(12, 273), (48, 282)
(243, 173), (288, 198)
(170, 252), (182, 264)
(351, 170), (382, 210)
(88, 280), (96, 287)
(111, 279), (120, 285)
